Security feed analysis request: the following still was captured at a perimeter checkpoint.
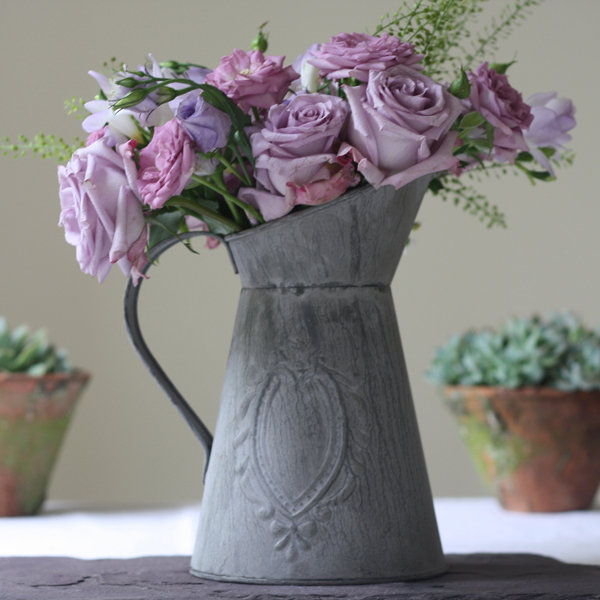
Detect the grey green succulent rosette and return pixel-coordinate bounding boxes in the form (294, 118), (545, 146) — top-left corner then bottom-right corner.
(0, 318), (72, 376)
(427, 312), (600, 391)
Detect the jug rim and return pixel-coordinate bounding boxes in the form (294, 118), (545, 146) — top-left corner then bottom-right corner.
(224, 174), (434, 245)
(224, 182), (374, 244)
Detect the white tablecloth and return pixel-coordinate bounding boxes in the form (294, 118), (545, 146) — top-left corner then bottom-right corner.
(1, 497), (599, 565)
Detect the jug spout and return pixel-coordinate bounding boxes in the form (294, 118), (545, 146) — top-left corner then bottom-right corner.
(227, 177), (430, 289)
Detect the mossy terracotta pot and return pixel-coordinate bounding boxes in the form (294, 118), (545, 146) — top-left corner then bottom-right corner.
(443, 386), (600, 512)
(0, 370), (90, 516)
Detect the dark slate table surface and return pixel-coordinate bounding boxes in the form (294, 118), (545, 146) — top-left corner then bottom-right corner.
(1, 553), (599, 600)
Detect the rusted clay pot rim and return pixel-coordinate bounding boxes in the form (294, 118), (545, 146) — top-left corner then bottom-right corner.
(443, 385), (600, 402)
(0, 370), (90, 384)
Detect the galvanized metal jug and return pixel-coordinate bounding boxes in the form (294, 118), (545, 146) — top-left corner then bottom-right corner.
(124, 177), (446, 584)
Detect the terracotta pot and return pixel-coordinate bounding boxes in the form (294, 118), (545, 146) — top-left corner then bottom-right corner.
(0, 370), (90, 516)
(443, 386), (600, 512)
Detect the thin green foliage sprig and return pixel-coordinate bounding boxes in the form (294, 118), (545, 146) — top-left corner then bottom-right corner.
(428, 174), (507, 228)
(1, 133), (84, 162)
(373, 0), (557, 229)
(374, 0), (489, 80)
(64, 96), (87, 118)
(373, 0), (545, 81)
(464, 0), (544, 69)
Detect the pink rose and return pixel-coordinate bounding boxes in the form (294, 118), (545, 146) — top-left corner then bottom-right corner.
(137, 119), (196, 209)
(308, 32), (422, 82)
(467, 62), (533, 161)
(85, 127), (107, 146)
(237, 93), (359, 221)
(205, 49), (299, 113)
(58, 139), (147, 283)
(340, 65), (463, 189)
(184, 216), (220, 249)
(524, 92), (576, 176)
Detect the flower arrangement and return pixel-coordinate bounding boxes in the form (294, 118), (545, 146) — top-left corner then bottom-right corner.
(427, 312), (600, 391)
(2, 0), (576, 286)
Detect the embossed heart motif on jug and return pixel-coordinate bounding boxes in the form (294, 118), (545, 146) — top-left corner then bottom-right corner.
(124, 176), (447, 584)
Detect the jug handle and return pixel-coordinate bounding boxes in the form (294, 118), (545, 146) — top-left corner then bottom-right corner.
(123, 231), (239, 478)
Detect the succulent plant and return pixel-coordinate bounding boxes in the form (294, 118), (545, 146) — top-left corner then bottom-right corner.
(427, 312), (600, 391)
(0, 318), (72, 376)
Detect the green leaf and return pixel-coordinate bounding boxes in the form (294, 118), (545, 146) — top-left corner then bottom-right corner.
(489, 60), (516, 75)
(460, 111), (486, 130)
(449, 68), (471, 100)
(10, 325), (29, 351)
(428, 177), (445, 195)
(9, 338), (42, 371)
(527, 170), (554, 181)
(148, 211), (183, 249)
(516, 151), (534, 162)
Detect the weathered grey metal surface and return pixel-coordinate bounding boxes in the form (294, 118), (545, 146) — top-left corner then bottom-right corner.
(3, 554), (600, 599)
(124, 178), (445, 583)
(190, 179), (444, 583)
(227, 177), (429, 289)
(192, 285), (444, 582)
(124, 231), (237, 472)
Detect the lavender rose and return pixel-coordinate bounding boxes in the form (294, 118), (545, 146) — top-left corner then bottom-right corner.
(340, 65), (463, 189)
(176, 90), (231, 153)
(524, 92), (576, 176)
(58, 139), (147, 284)
(205, 49), (298, 113)
(137, 119), (196, 209)
(238, 93), (358, 221)
(467, 62), (533, 161)
(308, 32), (422, 82)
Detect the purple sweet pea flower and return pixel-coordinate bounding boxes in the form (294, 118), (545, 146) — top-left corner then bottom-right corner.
(524, 92), (576, 176)
(238, 93), (359, 221)
(339, 65), (463, 189)
(83, 57), (212, 142)
(176, 90), (231, 153)
(167, 66), (212, 114)
(83, 55), (174, 135)
(308, 32), (423, 82)
(205, 49), (299, 113)
(466, 62), (533, 162)
(58, 138), (148, 284)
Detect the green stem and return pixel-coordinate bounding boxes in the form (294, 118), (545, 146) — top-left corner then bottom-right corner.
(229, 143), (252, 185)
(216, 153), (252, 187)
(400, 0), (426, 39)
(421, 0), (457, 53)
(192, 175), (265, 223)
(164, 196), (242, 232)
(213, 170), (242, 225)
(464, 1), (541, 69)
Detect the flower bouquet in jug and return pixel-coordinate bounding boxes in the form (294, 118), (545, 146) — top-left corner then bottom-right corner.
(3, 0), (576, 284)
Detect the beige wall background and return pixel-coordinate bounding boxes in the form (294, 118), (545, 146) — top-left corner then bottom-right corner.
(0, 0), (598, 506)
